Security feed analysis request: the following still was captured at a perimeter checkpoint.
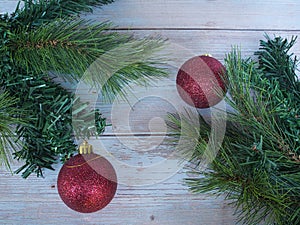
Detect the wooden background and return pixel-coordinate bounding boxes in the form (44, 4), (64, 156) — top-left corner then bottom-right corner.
(1, 1), (300, 224)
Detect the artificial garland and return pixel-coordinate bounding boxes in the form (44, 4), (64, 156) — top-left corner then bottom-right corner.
(2, 1), (299, 223)
(169, 35), (300, 225)
(0, 0), (166, 178)
(0, 92), (23, 170)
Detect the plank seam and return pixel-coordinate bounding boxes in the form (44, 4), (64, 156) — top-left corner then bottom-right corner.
(109, 28), (300, 32)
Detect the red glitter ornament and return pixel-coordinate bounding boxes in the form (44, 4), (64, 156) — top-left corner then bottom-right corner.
(57, 141), (117, 213)
(176, 55), (227, 108)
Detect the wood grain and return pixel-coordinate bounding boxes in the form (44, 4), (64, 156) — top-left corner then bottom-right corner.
(0, 137), (238, 225)
(0, 0), (22, 14)
(86, 0), (300, 30)
(0, 0), (299, 224)
(78, 30), (300, 134)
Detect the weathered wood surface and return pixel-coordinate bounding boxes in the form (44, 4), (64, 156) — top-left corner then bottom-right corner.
(1, 1), (299, 224)
(87, 0), (300, 30)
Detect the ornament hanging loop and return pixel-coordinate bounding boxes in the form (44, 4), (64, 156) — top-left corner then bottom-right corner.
(79, 140), (93, 154)
(203, 53), (212, 57)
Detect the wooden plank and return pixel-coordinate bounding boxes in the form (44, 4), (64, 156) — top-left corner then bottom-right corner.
(0, 136), (238, 225)
(86, 0), (300, 30)
(0, 0), (20, 14)
(71, 30), (300, 135)
(0, 1), (298, 225)
(3, 0), (300, 31)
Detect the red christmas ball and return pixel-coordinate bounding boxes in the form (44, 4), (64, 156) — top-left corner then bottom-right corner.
(57, 153), (117, 213)
(176, 55), (227, 108)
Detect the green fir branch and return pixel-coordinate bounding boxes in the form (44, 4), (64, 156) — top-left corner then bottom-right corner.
(0, 0), (168, 176)
(0, 58), (107, 177)
(171, 36), (300, 225)
(9, 19), (122, 80)
(256, 34), (299, 95)
(0, 92), (24, 171)
(255, 35), (300, 154)
(8, 18), (167, 101)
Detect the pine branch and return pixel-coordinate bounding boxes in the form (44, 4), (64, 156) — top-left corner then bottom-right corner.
(1, 0), (167, 177)
(254, 35), (300, 154)
(225, 48), (299, 157)
(8, 19), (167, 101)
(9, 19), (119, 80)
(167, 110), (212, 163)
(173, 39), (300, 225)
(0, 92), (24, 171)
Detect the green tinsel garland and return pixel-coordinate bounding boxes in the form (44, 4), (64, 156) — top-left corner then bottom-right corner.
(0, 0), (166, 178)
(0, 18), (106, 178)
(169, 35), (300, 225)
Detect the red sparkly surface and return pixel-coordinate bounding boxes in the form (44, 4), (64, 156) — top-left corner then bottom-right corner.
(57, 153), (117, 213)
(176, 55), (227, 108)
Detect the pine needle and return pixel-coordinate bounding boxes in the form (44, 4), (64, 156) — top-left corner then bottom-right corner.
(0, 0), (168, 177)
(9, 18), (167, 101)
(168, 35), (300, 225)
(0, 92), (23, 171)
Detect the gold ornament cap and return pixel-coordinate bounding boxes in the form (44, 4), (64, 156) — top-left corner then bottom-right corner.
(79, 140), (93, 154)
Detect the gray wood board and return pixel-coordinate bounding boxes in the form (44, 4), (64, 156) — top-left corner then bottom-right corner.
(1, 0), (299, 224)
